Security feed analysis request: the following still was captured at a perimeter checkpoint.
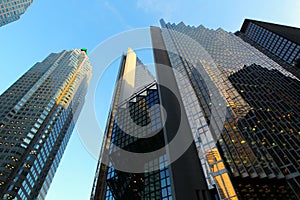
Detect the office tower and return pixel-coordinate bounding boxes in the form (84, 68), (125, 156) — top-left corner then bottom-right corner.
(236, 19), (300, 78)
(91, 47), (209, 200)
(0, 0), (34, 27)
(159, 19), (300, 199)
(0, 49), (92, 199)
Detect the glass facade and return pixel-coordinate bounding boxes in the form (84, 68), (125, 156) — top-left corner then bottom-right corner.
(237, 19), (300, 78)
(228, 64), (300, 199)
(160, 19), (300, 199)
(91, 49), (174, 200)
(0, 0), (33, 27)
(240, 21), (300, 65)
(0, 49), (92, 199)
(105, 83), (172, 200)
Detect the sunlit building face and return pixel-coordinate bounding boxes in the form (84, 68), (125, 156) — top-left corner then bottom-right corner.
(0, 49), (92, 199)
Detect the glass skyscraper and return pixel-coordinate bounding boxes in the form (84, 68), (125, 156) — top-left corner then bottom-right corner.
(92, 19), (300, 200)
(0, 0), (33, 27)
(91, 48), (174, 200)
(0, 49), (92, 199)
(236, 19), (300, 78)
(159, 19), (300, 199)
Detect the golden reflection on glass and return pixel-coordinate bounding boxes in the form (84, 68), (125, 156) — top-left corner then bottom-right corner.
(207, 148), (238, 200)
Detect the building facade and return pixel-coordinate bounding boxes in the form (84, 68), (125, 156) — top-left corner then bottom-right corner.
(0, 49), (92, 199)
(91, 47), (210, 200)
(0, 0), (33, 27)
(236, 19), (300, 78)
(160, 19), (300, 199)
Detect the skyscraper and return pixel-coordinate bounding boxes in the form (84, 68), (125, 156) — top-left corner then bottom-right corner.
(0, 49), (92, 199)
(92, 19), (300, 200)
(91, 47), (209, 200)
(159, 19), (300, 199)
(0, 0), (34, 27)
(236, 19), (300, 78)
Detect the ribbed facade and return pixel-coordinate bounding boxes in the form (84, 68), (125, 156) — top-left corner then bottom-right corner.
(0, 0), (33, 27)
(0, 49), (92, 199)
(91, 49), (175, 200)
(236, 19), (300, 78)
(160, 19), (300, 199)
(104, 83), (173, 200)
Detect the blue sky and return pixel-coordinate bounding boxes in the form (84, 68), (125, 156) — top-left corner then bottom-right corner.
(0, 0), (300, 199)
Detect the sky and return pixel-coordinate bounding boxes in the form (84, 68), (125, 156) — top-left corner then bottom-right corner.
(0, 0), (300, 199)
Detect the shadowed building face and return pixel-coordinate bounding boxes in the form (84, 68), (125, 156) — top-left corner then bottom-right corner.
(237, 19), (300, 78)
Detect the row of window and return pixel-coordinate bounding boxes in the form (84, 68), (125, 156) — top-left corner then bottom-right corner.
(245, 22), (300, 65)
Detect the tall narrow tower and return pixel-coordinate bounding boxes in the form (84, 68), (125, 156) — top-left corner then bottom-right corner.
(91, 48), (172, 200)
(0, 49), (92, 199)
(91, 47), (209, 200)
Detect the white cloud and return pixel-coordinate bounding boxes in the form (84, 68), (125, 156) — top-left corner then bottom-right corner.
(136, 0), (178, 19)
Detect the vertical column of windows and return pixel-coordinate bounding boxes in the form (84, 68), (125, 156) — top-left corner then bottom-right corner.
(285, 43), (296, 62)
(265, 32), (275, 50)
(278, 39), (291, 60)
(255, 26), (265, 45)
(281, 41), (292, 61)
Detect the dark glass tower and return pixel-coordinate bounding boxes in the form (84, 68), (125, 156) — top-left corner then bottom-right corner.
(0, 0), (33, 27)
(0, 49), (92, 199)
(91, 48), (173, 200)
(236, 19), (300, 78)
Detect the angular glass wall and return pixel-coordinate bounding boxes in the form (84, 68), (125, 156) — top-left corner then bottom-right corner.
(160, 19), (299, 199)
(92, 49), (173, 200)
